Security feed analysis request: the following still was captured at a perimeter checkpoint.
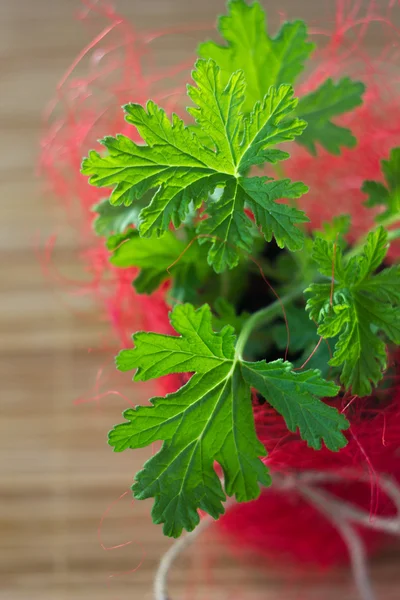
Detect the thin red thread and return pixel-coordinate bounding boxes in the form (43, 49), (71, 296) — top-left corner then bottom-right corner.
(312, 316), (334, 359)
(98, 490), (146, 589)
(74, 389), (135, 407)
(58, 23), (121, 95)
(166, 234), (205, 275)
(348, 426), (379, 518)
(294, 336), (324, 371)
(342, 394), (358, 414)
(330, 237), (338, 307)
(382, 412), (388, 447)
(39, 0), (210, 354)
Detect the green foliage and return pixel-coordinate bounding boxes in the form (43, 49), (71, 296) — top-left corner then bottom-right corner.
(81, 0), (400, 543)
(109, 303), (348, 537)
(242, 360), (347, 451)
(363, 147), (400, 223)
(199, 0), (364, 155)
(82, 59), (308, 273)
(109, 230), (209, 295)
(272, 304), (334, 376)
(316, 214), (351, 246)
(92, 196), (149, 237)
(295, 78), (365, 155)
(306, 227), (400, 396)
(198, 0), (314, 112)
(213, 297), (250, 333)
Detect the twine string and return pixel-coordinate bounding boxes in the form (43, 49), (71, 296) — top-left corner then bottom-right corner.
(297, 483), (377, 600)
(154, 515), (213, 600)
(154, 471), (400, 600)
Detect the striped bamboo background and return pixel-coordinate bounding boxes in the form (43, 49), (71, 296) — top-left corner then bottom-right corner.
(1, 1), (399, 598)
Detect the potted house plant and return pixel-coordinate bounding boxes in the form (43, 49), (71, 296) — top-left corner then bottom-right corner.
(42, 1), (400, 598)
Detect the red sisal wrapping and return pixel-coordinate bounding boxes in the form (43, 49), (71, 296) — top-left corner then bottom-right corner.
(219, 378), (400, 567)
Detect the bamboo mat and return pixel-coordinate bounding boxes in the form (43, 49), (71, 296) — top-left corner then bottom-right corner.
(1, 1), (400, 598)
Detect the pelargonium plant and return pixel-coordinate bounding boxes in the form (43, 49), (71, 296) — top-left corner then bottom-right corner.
(75, 0), (400, 597)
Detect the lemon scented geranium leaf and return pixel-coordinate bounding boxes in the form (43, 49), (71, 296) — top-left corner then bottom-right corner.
(110, 303), (347, 538)
(306, 227), (400, 396)
(198, 0), (315, 111)
(82, 59), (308, 273)
(363, 147), (400, 225)
(199, 0), (365, 156)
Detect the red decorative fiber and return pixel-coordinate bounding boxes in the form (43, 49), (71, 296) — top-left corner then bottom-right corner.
(40, 0), (400, 568)
(286, 0), (400, 259)
(219, 375), (400, 567)
(39, 0), (208, 352)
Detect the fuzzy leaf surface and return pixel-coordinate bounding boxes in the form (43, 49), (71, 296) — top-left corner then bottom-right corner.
(363, 147), (400, 223)
(242, 360), (348, 451)
(199, 1), (364, 154)
(198, 0), (314, 112)
(306, 227), (400, 396)
(110, 303), (347, 537)
(272, 304), (334, 376)
(296, 78), (365, 154)
(109, 230), (208, 295)
(92, 199), (142, 236)
(83, 59), (308, 272)
(316, 214), (351, 246)
(213, 298), (250, 334)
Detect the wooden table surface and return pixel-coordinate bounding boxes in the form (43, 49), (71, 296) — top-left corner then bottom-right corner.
(1, 1), (399, 598)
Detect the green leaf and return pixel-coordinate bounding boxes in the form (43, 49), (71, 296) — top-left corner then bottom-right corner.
(242, 360), (348, 451)
(198, 0), (314, 112)
(347, 225), (388, 284)
(360, 265), (400, 304)
(316, 214), (351, 246)
(272, 304), (334, 376)
(310, 236), (345, 280)
(305, 282), (334, 322)
(306, 227), (400, 396)
(213, 297), (250, 334)
(83, 59), (308, 273)
(92, 195), (150, 237)
(168, 262), (205, 305)
(199, 1), (363, 154)
(296, 78), (365, 155)
(110, 303), (347, 537)
(197, 179), (254, 272)
(382, 147), (400, 191)
(240, 176), (309, 251)
(109, 230), (209, 295)
(363, 147), (400, 223)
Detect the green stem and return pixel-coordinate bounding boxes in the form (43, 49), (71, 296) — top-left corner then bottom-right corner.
(235, 283), (306, 360)
(235, 216), (399, 361)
